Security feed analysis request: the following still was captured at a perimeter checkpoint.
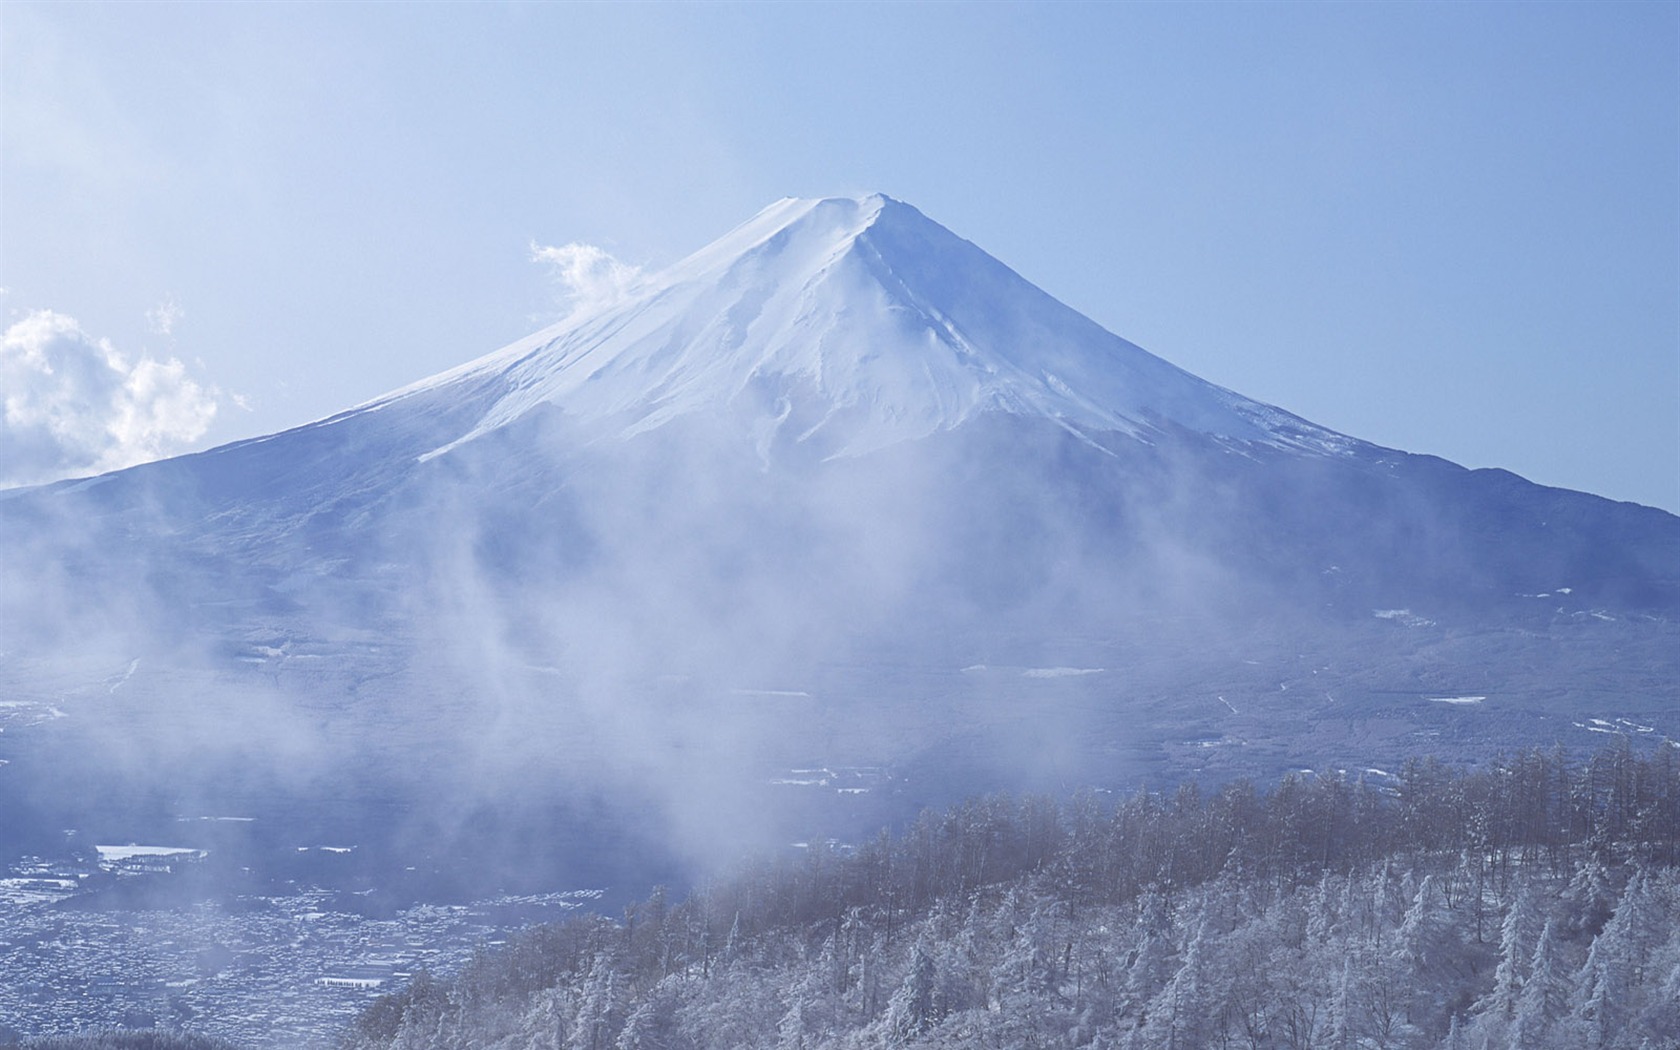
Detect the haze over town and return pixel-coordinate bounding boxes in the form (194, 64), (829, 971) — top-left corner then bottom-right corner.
(0, 4), (1677, 1049)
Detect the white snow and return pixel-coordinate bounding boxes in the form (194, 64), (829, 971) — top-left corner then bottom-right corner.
(106, 658), (139, 693)
(1022, 667), (1105, 679)
(0, 700), (66, 723)
(1428, 696), (1486, 705)
(1374, 609), (1436, 627)
(1575, 723), (1618, 734)
(341, 195), (1360, 464)
(95, 845), (205, 862)
(1570, 717), (1658, 736)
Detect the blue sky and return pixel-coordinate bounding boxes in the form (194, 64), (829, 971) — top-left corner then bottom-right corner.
(3, 2), (1676, 510)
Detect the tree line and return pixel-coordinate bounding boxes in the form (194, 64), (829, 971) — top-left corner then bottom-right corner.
(344, 741), (1680, 1049)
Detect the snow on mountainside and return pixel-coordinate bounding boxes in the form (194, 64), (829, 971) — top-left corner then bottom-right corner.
(0, 191), (1676, 949)
(358, 194), (1359, 462)
(3, 191), (1676, 652)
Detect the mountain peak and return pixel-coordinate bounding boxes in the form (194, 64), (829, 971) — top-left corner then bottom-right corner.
(384, 195), (1355, 461)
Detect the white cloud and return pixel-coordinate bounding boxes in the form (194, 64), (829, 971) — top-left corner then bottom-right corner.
(530, 241), (641, 316)
(0, 309), (218, 488)
(146, 298), (184, 336)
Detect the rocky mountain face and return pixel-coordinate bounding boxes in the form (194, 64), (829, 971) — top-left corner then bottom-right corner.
(1, 195), (1675, 893)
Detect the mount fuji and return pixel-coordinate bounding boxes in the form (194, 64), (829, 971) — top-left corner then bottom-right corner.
(1, 194), (1676, 893)
(379, 194), (1351, 459)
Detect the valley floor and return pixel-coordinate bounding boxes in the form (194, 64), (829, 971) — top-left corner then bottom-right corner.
(0, 880), (596, 1048)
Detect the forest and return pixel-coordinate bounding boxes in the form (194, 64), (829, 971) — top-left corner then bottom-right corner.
(340, 742), (1680, 1049)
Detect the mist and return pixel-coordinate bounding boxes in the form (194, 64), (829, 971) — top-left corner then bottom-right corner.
(1, 194), (1677, 1044)
(0, 381), (1291, 891)
(5, 374), (1673, 905)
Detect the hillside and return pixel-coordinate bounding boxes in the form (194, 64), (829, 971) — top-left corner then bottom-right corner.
(0, 195), (1676, 896)
(345, 744), (1680, 1050)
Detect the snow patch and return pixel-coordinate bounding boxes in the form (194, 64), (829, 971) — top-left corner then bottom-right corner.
(95, 845), (205, 863)
(1374, 609), (1435, 628)
(1022, 667), (1105, 679)
(106, 658), (140, 693)
(1572, 717), (1657, 736)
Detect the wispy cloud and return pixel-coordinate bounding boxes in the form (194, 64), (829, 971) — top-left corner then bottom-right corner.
(145, 297), (184, 336)
(0, 309), (218, 488)
(530, 241), (641, 317)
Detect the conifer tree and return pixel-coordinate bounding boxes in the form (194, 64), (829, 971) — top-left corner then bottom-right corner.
(1512, 919), (1572, 1050)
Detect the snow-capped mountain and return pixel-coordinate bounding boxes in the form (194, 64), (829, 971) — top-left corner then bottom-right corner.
(0, 194), (1676, 891)
(367, 194), (1352, 461)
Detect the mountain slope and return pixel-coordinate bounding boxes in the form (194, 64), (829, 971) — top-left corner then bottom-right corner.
(0, 194), (1675, 893)
(367, 194), (1355, 461)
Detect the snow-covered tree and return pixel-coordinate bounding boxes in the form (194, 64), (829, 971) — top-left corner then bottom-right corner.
(1511, 919), (1573, 1050)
